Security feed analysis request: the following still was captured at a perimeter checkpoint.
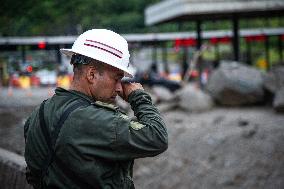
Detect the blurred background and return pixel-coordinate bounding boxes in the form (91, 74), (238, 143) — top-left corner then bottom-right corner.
(0, 0), (284, 189)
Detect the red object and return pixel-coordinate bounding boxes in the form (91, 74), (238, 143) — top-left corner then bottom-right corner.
(245, 35), (267, 42)
(174, 39), (181, 51)
(185, 38), (196, 46)
(38, 41), (46, 49)
(281, 34), (284, 41)
(210, 37), (218, 45)
(245, 36), (253, 42)
(26, 65), (33, 73)
(210, 36), (231, 44)
(255, 35), (266, 41)
(174, 38), (197, 48)
(219, 36), (231, 43)
(190, 70), (199, 78)
(175, 39), (182, 46)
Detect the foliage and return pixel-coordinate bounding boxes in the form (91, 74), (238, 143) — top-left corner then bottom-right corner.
(0, 0), (283, 36)
(0, 0), (159, 36)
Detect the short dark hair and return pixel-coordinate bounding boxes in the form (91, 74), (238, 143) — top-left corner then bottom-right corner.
(71, 54), (93, 65)
(71, 54), (106, 79)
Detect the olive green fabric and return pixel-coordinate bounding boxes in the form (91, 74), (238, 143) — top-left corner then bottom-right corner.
(24, 87), (168, 189)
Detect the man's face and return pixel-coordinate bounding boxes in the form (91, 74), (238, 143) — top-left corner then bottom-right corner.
(91, 65), (124, 104)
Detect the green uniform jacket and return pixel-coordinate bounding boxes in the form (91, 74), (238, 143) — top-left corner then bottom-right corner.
(24, 87), (168, 189)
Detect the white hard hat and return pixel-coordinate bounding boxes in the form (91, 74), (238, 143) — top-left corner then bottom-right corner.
(60, 29), (134, 77)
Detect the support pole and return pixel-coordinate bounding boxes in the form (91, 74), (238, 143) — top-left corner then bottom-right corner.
(21, 46), (26, 64)
(215, 44), (220, 61)
(246, 40), (252, 65)
(214, 44), (220, 68)
(232, 15), (240, 61)
(196, 20), (203, 87)
(196, 20), (202, 50)
(57, 45), (62, 64)
(182, 46), (188, 79)
(278, 35), (283, 64)
(162, 42), (169, 74)
(151, 42), (158, 73)
(265, 36), (270, 70)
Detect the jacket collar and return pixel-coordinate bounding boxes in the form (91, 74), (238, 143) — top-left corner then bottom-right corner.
(55, 87), (94, 103)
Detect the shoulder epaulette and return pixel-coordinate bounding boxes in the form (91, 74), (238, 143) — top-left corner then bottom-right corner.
(91, 101), (118, 111)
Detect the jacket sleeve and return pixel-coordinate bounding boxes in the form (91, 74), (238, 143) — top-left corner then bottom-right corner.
(112, 89), (168, 160)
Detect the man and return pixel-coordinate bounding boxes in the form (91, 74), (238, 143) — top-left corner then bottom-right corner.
(24, 29), (168, 189)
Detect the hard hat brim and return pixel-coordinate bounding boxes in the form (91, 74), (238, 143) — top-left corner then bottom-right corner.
(60, 48), (74, 57)
(60, 48), (134, 78)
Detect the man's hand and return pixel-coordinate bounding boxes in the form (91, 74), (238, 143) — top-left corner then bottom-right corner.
(120, 82), (144, 102)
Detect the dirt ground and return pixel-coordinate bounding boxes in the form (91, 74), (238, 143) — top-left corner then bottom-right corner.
(0, 87), (283, 189)
(134, 106), (284, 189)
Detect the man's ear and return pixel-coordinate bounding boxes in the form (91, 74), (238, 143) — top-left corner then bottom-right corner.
(86, 67), (97, 83)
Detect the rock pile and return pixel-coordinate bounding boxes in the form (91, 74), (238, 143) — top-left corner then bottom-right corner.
(115, 62), (284, 114)
(116, 84), (214, 114)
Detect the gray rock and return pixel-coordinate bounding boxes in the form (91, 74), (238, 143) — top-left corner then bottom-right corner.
(206, 61), (264, 105)
(152, 86), (175, 103)
(273, 87), (284, 112)
(156, 101), (178, 112)
(263, 65), (284, 93)
(0, 148), (32, 189)
(176, 84), (214, 112)
(148, 92), (159, 105)
(143, 88), (159, 104)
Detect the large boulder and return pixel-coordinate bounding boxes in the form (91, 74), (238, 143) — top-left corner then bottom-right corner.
(176, 84), (214, 112)
(263, 65), (284, 93)
(206, 61), (264, 106)
(152, 86), (175, 103)
(0, 148), (32, 189)
(273, 87), (284, 112)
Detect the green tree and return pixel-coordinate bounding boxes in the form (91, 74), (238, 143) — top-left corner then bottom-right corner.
(0, 0), (159, 36)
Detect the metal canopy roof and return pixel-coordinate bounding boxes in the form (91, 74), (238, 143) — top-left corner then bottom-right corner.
(145, 0), (284, 26)
(0, 28), (283, 45)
